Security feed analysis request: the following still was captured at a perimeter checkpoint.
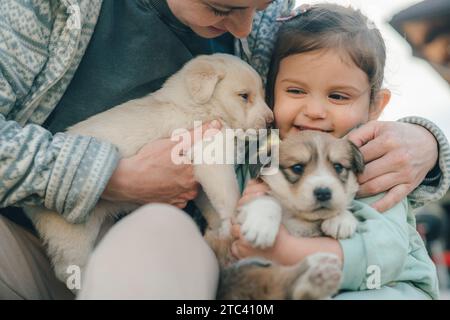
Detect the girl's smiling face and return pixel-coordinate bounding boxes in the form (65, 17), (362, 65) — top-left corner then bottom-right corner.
(273, 49), (388, 139)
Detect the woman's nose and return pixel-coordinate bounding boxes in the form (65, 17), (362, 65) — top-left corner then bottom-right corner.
(225, 9), (254, 38)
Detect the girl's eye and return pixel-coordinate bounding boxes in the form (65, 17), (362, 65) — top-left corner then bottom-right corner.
(333, 163), (345, 174)
(329, 93), (350, 101)
(286, 88), (306, 95)
(210, 7), (232, 17)
(291, 163), (305, 175)
(238, 93), (249, 102)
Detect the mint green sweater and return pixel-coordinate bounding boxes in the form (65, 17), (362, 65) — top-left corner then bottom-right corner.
(338, 194), (439, 299)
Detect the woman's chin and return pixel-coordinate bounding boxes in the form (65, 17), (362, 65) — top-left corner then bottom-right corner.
(191, 26), (227, 38)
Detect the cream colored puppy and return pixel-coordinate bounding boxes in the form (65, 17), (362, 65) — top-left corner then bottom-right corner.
(24, 53), (273, 284)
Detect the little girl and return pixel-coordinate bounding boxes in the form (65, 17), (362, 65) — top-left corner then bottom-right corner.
(231, 3), (439, 299)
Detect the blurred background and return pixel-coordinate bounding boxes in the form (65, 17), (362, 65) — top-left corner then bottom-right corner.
(295, 0), (450, 299)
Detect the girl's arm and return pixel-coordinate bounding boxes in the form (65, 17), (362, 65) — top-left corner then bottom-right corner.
(231, 224), (344, 265)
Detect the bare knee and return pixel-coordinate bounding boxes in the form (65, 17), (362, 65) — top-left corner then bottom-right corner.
(122, 203), (216, 269)
(127, 203), (200, 234)
(80, 204), (219, 299)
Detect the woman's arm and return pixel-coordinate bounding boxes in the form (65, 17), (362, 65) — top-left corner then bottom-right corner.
(0, 113), (220, 222)
(398, 117), (450, 208)
(0, 114), (120, 223)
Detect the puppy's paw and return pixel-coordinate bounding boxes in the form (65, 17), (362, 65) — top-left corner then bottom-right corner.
(238, 196), (282, 249)
(291, 253), (342, 300)
(321, 211), (357, 239)
(241, 212), (279, 249)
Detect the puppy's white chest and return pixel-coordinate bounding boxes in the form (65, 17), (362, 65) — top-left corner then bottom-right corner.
(283, 216), (323, 238)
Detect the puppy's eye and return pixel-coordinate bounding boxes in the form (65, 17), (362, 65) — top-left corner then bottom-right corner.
(333, 163), (345, 174)
(238, 93), (249, 102)
(291, 164), (305, 175)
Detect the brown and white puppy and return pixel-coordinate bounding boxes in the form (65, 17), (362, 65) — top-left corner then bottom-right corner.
(239, 130), (365, 247)
(212, 130), (364, 299)
(23, 53), (273, 285)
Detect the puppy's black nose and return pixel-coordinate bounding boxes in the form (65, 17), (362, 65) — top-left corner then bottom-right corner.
(314, 187), (332, 202)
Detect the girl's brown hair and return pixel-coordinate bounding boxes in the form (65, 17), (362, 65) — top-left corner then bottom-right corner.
(266, 3), (387, 108)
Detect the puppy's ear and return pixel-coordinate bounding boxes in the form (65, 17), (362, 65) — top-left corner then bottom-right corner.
(348, 141), (365, 174)
(185, 59), (225, 104)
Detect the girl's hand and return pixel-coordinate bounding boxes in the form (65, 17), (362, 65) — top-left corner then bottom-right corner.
(231, 224), (344, 266)
(237, 179), (270, 208)
(347, 121), (438, 212)
(231, 223), (293, 265)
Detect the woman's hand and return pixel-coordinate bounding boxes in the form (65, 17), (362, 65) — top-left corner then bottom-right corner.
(347, 121), (438, 212)
(101, 121), (222, 209)
(237, 178), (271, 208)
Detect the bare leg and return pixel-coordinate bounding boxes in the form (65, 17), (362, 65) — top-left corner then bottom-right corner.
(77, 204), (219, 299)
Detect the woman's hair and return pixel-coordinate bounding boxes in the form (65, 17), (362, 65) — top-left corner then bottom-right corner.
(266, 3), (387, 108)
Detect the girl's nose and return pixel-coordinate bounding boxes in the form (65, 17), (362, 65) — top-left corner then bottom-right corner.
(302, 99), (327, 119)
(225, 9), (254, 38)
